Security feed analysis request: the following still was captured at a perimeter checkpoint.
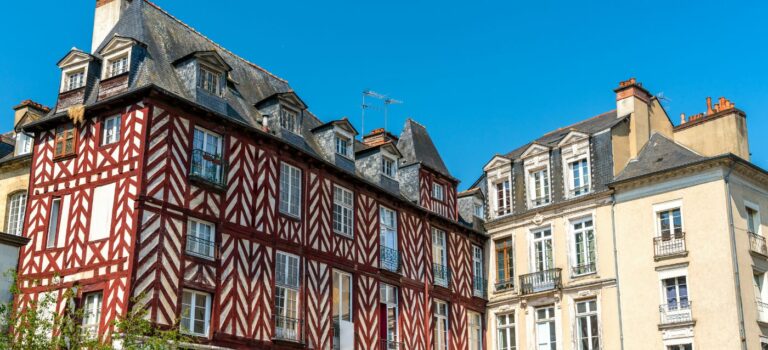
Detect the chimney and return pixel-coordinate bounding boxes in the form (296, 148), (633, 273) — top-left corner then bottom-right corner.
(91, 0), (131, 52)
(680, 113), (686, 124)
(13, 100), (50, 129)
(614, 77), (652, 116)
(362, 128), (398, 147)
(706, 96), (713, 115)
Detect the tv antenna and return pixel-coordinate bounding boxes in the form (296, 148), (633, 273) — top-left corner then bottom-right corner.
(383, 98), (403, 131)
(361, 89), (403, 135)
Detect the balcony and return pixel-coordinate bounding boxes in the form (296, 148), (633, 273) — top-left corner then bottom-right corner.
(653, 233), (687, 259)
(274, 315), (303, 343)
(758, 299), (768, 323)
(519, 268), (562, 295)
(495, 278), (514, 292)
(659, 301), (693, 326)
(380, 340), (403, 350)
(472, 276), (487, 298)
(433, 263), (451, 288)
(749, 232), (767, 256)
(380, 246), (401, 273)
(190, 149), (228, 189)
(572, 262), (596, 276)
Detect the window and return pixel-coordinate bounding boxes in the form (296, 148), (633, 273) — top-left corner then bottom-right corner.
(81, 292), (103, 336)
(47, 198), (61, 248)
(748, 206), (761, 235)
(186, 219), (215, 259)
(198, 65), (220, 95)
(333, 186), (354, 237)
(667, 345), (692, 350)
(432, 228), (448, 287)
(535, 306), (556, 350)
(658, 208), (683, 240)
(572, 218), (596, 276)
(576, 299), (599, 350)
(88, 183), (116, 241)
(15, 132), (33, 156)
(663, 276), (689, 309)
(279, 163), (302, 217)
(472, 245), (484, 297)
(6, 192), (26, 236)
(335, 134), (351, 157)
(380, 207), (399, 272)
(468, 311), (482, 350)
(275, 251), (300, 341)
(755, 272), (768, 322)
(569, 158), (590, 196)
(181, 290), (211, 337)
(532, 228), (554, 272)
(496, 237), (514, 290)
(474, 204), (484, 218)
(432, 183), (445, 201)
(191, 127), (224, 185)
(66, 70), (85, 91)
(101, 115), (121, 145)
(529, 169), (550, 207)
(381, 284), (399, 348)
(495, 180), (511, 216)
(382, 156), (396, 178)
(432, 300), (449, 350)
(54, 123), (76, 158)
(497, 313), (516, 350)
(332, 270), (352, 323)
(107, 55), (129, 77)
(279, 108), (298, 133)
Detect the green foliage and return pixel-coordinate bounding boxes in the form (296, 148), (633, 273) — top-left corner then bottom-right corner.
(0, 270), (191, 349)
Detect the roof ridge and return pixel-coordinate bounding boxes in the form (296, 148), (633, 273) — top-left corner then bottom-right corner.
(143, 0), (288, 84)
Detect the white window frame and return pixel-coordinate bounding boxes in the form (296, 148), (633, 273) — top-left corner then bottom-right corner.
(335, 133), (352, 158)
(494, 179), (512, 217)
(186, 218), (215, 260)
(432, 182), (445, 201)
(191, 126), (224, 184)
(474, 203), (484, 218)
(746, 201), (762, 235)
(6, 191), (26, 236)
(382, 156), (397, 178)
(64, 69), (86, 92)
(81, 291), (103, 337)
(432, 299), (449, 350)
(101, 114), (121, 145)
(333, 185), (354, 237)
(275, 251), (301, 340)
(567, 157), (591, 197)
(47, 198), (61, 248)
(332, 269), (352, 322)
(653, 200), (684, 239)
(528, 167), (551, 208)
(380, 283), (399, 344)
(530, 227), (554, 272)
(198, 64), (222, 96)
(754, 271), (768, 322)
(472, 245), (484, 296)
(496, 312), (516, 350)
(535, 306), (557, 350)
(106, 54), (129, 78)
(280, 162), (302, 217)
(468, 311), (482, 350)
(181, 289), (212, 337)
(570, 216), (596, 276)
(432, 228), (448, 287)
(15, 132), (33, 156)
(658, 266), (691, 325)
(279, 107), (299, 134)
(574, 298), (600, 350)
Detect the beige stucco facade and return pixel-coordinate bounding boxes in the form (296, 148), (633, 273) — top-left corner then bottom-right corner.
(0, 159), (30, 233)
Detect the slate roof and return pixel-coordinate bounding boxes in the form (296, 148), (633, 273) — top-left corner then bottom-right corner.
(614, 133), (706, 182)
(503, 110), (622, 159)
(397, 119), (452, 178)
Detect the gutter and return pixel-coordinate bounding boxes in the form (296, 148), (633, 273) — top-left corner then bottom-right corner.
(724, 162), (748, 349)
(610, 195), (625, 350)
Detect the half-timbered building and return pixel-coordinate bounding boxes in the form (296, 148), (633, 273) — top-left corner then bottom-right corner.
(15, 1), (487, 349)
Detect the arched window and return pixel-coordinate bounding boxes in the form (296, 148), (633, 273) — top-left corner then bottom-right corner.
(7, 191), (27, 236)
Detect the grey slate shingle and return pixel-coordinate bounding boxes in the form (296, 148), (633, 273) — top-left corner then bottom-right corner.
(614, 133), (706, 182)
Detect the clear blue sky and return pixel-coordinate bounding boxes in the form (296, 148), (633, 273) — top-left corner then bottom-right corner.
(1, 1), (766, 188)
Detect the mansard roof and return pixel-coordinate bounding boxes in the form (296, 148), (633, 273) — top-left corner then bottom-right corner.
(614, 133), (705, 182)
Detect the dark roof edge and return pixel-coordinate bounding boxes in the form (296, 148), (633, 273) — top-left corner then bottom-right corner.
(609, 154), (767, 188)
(0, 232), (30, 247)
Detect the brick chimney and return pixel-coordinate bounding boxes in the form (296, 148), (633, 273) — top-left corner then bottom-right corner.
(13, 100), (50, 129)
(362, 128), (398, 147)
(92, 0), (132, 52)
(614, 77), (654, 162)
(674, 96), (748, 160)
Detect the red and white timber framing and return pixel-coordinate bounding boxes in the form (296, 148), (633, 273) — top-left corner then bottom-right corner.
(17, 92), (487, 349)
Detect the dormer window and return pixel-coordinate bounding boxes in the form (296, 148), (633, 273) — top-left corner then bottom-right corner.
(66, 70), (85, 91)
(280, 108), (298, 133)
(432, 182), (445, 201)
(382, 156), (396, 178)
(568, 158), (590, 196)
(107, 55), (129, 78)
(15, 133), (33, 156)
(495, 180), (511, 216)
(198, 65), (221, 96)
(335, 134), (351, 158)
(559, 132), (592, 198)
(529, 168), (550, 207)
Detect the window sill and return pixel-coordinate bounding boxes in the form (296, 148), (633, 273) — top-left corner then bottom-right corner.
(53, 153), (77, 162)
(333, 231), (354, 240)
(101, 71), (129, 83)
(189, 174), (227, 193)
(571, 271), (598, 279)
(59, 86), (86, 95)
(278, 211), (302, 222)
(185, 251), (216, 262)
(654, 251), (688, 262)
(657, 319), (695, 330)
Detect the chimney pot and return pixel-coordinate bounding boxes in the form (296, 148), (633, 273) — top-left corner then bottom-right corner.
(706, 97), (713, 115)
(362, 128), (397, 147)
(680, 113), (686, 124)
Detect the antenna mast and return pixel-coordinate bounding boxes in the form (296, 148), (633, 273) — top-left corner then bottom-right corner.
(361, 89), (402, 135)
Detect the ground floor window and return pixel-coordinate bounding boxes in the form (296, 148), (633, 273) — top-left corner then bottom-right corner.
(497, 313), (516, 350)
(81, 292), (103, 336)
(181, 290), (211, 337)
(432, 300), (448, 350)
(535, 306), (556, 350)
(468, 311), (482, 350)
(575, 299), (599, 350)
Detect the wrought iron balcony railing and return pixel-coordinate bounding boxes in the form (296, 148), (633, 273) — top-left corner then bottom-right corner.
(659, 301), (693, 325)
(380, 340), (403, 350)
(472, 276), (487, 298)
(572, 262), (596, 276)
(519, 268), (562, 295)
(190, 149), (228, 188)
(758, 298), (768, 323)
(274, 315), (303, 343)
(750, 232), (768, 255)
(433, 263), (451, 288)
(653, 232), (686, 258)
(495, 278), (514, 292)
(380, 246), (401, 273)
(185, 235), (215, 259)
